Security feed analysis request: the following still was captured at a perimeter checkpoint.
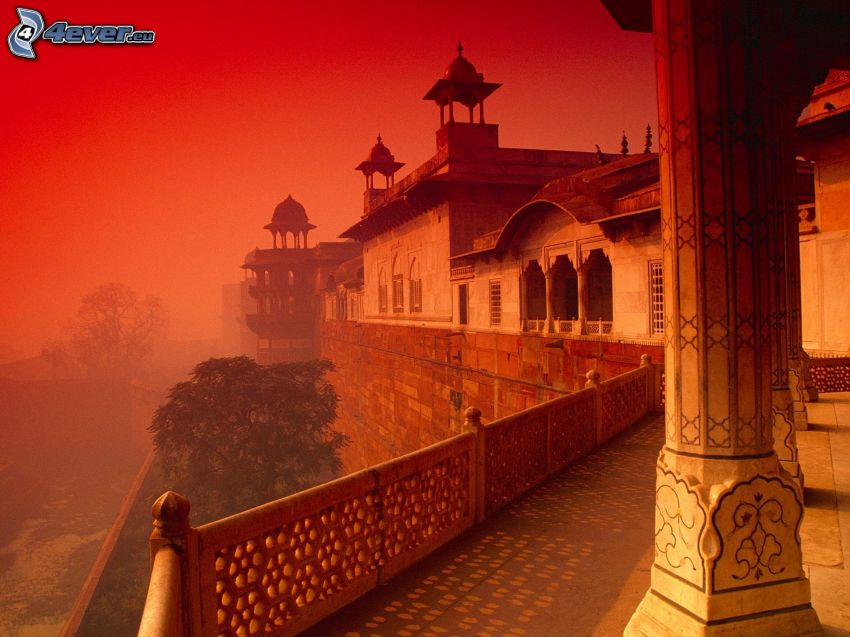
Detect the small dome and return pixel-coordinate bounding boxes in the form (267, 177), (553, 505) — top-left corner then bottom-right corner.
(369, 135), (395, 163)
(444, 42), (483, 83)
(271, 195), (308, 226)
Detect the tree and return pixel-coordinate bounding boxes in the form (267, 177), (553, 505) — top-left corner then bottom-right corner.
(43, 283), (166, 378)
(148, 356), (348, 521)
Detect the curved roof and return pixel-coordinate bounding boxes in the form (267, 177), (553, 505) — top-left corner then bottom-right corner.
(269, 195), (314, 230)
(369, 135), (394, 163)
(444, 44), (483, 83)
(454, 154), (661, 258)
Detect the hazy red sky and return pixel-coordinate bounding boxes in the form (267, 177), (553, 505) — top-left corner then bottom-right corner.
(0, 0), (656, 355)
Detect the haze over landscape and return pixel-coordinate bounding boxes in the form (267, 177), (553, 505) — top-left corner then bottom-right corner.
(0, 2), (658, 633)
(0, 0), (655, 356)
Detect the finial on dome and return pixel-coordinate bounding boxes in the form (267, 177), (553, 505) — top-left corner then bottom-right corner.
(621, 131), (629, 156)
(457, 41), (464, 56)
(377, 133), (382, 144)
(643, 124), (652, 153)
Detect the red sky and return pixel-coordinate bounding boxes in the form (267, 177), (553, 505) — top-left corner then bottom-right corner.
(0, 0), (656, 355)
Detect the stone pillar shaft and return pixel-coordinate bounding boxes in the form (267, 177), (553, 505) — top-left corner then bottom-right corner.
(577, 261), (589, 334)
(627, 1), (820, 634)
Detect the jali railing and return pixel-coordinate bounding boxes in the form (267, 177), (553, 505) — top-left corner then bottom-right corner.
(585, 319), (613, 335)
(139, 358), (660, 636)
(807, 353), (850, 393)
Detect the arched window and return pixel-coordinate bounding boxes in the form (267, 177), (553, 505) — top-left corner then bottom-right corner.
(378, 268), (388, 313)
(550, 255), (579, 321)
(586, 249), (613, 321)
(522, 260), (546, 322)
(409, 258), (422, 313)
(391, 256), (404, 313)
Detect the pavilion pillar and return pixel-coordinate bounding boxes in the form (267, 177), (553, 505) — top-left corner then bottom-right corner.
(576, 260), (589, 335)
(626, 1), (820, 635)
(770, 95), (803, 486)
(786, 203), (811, 428)
(545, 268), (555, 333)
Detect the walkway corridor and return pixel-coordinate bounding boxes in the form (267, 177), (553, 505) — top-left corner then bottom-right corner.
(305, 416), (661, 637)
(306, 394), (850, 636)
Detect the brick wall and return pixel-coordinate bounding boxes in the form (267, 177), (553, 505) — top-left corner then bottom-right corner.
(320, 320), (662, 470)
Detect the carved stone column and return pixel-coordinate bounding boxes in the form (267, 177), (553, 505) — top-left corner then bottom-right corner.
(626, 2), (820, 634)
(545, 266), (555, 333)
(785, 211), (809, 432)
(576, 259), (589, 335)
(771, 96), (803, 486)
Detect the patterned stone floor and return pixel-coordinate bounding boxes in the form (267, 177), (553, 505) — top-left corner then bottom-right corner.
(305, 395), (850, 637)
(304, 415), (661, 637)
(800, 392), (850, 636)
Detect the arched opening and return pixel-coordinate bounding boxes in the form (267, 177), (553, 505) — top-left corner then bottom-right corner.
(550, 255), (579, 326)
(522, 260), (546, 326)
(409, 258), (422, 313)
(391, 255), (403, 312)
(325, 274), (336, 291)
(378, 268), (388, 313)
(586, 249), (612, 322)
(337, 290), (347, 320)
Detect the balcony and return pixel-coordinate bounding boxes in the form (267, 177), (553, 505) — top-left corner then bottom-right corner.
(138, 363), (662, 635)
(449, 265), (474, 280)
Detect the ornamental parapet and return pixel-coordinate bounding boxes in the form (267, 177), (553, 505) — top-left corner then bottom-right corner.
(138, 362), (661, 636)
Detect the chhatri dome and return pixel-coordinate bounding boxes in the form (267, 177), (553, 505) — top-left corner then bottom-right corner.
(368, 135), (395, 163)
(443, 43), (484, 83)
(264, 195), (316, 249)
(424, 42), (501, 125)
(356, 135), (405, 190)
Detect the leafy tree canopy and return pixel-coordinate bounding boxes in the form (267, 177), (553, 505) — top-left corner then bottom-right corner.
(149, 356), (347, 521)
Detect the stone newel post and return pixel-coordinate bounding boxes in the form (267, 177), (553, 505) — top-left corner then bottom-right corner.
(464, 406), (486, 522)
(626, 2), (822, 634)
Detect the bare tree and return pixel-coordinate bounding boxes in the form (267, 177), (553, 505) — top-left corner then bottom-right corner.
(46, 283), (166, 378)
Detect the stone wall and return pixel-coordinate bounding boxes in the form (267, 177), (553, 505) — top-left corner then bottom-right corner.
(320, 320), (662, 470)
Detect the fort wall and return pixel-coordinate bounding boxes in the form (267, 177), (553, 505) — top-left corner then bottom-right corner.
(319, 320), (662, 470)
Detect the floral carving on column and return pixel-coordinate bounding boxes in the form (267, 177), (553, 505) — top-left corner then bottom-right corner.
(654, 463), (706, 589)
(710, 476), (803, 592)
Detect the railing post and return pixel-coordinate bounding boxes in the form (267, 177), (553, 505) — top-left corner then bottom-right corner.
(140, 491), (191, 637)
(464, 406), (486, 522)
(640, 354), (654, 411)
(585, 369), (601, 446)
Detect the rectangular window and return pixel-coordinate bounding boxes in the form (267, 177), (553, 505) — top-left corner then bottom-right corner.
(392, 275), (404, 312)
(489, 280), (501, 326)
(410, 278), (422, 313)
(649, 260), (664, 335)
(458, 283), (469, 325)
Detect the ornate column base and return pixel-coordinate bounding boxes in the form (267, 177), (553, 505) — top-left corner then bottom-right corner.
(626, 450), (820, 637)
(626, 580), (821, 637)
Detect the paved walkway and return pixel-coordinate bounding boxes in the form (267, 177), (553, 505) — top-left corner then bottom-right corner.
(306, 395), (850, 637)
(800, 392), (850, 635)
(306, 417), (661, 637)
